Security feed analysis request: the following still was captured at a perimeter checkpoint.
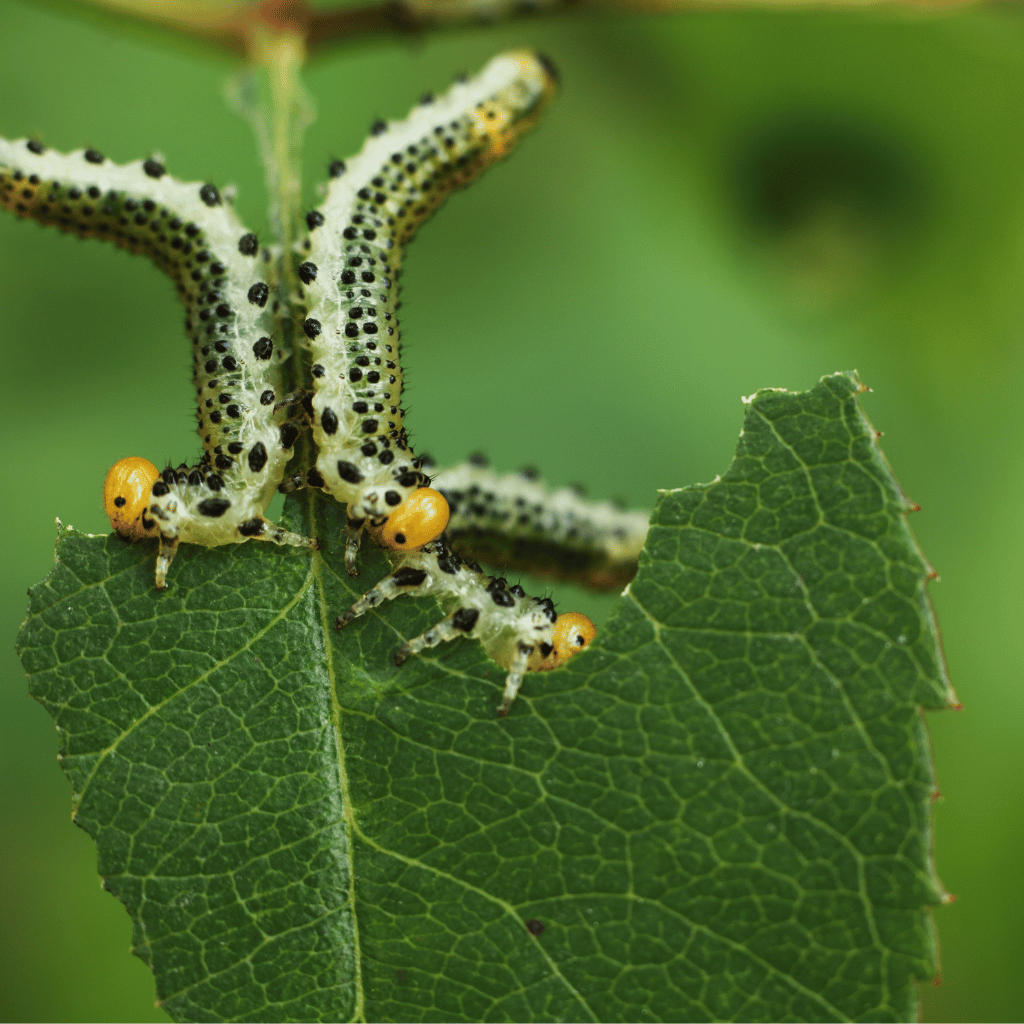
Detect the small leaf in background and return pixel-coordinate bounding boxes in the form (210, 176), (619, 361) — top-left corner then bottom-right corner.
(19, 371), (953, 1022)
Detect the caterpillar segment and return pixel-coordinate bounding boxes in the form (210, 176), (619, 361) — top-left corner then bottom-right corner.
(337, 538), (596, 714)
(423, 453), (651, 590)
(299, 50), (558, 573)
(0, 138), (317, 587)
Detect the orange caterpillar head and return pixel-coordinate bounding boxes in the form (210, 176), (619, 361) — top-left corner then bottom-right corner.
(543, 612), (597, 669)
(377, 487), (450, 551)
(104, 457), (159, 541)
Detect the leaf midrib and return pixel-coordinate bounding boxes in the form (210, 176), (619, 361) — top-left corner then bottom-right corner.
(312, 491), (367, 1024)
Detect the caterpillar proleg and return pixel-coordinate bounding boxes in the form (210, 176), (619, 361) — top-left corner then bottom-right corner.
(0, 138), (317, 587)
(337, 537), (596, 714)
(425, 454), (650, 589)
(300, 50), (558, 573)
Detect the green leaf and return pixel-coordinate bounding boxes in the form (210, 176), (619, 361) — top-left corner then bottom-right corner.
(18, 371), (952, 1022)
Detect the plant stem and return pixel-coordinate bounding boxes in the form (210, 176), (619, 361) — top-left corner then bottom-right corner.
(253, 31), (311, 265)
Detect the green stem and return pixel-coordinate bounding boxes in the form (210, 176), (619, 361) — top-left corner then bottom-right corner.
(255, 31), (311, 267)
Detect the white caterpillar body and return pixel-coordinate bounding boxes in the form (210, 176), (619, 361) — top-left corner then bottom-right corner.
(0, 138), (316, 586)
(426, 455), (650, 590)
(325, 53), (601, 711)
(338, 537), (596, 715)
(300, 50), (558, 571)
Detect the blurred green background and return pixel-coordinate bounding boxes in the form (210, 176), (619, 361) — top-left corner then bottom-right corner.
(1, 1), (1022, 1020)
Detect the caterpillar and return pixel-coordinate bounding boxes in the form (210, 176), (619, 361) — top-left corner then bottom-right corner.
(338, 537), (597, 715)
(337, 452), (649, 714)
(424, 453), (650, 590)
(315, 52), (601, 711)
(337, 448), (644, 714)
(0, 138), (317, 587)
(299, 49), (558, 574)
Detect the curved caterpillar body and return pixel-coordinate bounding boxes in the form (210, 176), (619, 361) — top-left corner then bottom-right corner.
(425, 454), (650, 589)
(338, 537), (596, 714)
(0, 138), (317, 587)
(300, 50), (558, 573)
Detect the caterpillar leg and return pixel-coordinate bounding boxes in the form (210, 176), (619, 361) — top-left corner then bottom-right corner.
(336, 564), (430, 628)
(394, 607), (483, 666)
(345, 518), (366, 576)
(497, 642), (534, 717)
(152, 521), (317, 590)
(154, 536), (179, 591)
(238, 516), (320, 551)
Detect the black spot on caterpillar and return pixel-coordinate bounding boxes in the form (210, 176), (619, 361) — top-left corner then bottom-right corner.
(423, 454), (650, 590)
(302, 50), (558, 576)
(0, 138), (317, 587)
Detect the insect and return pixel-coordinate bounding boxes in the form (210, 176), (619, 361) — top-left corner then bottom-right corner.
(338, 537), (597, 715)
(424, 452), (650, 590)
(0, 138), (318, 588)
(300, 49), (559, 574)
(338, 452), (650, 713)
(320, 52), (603, 711)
